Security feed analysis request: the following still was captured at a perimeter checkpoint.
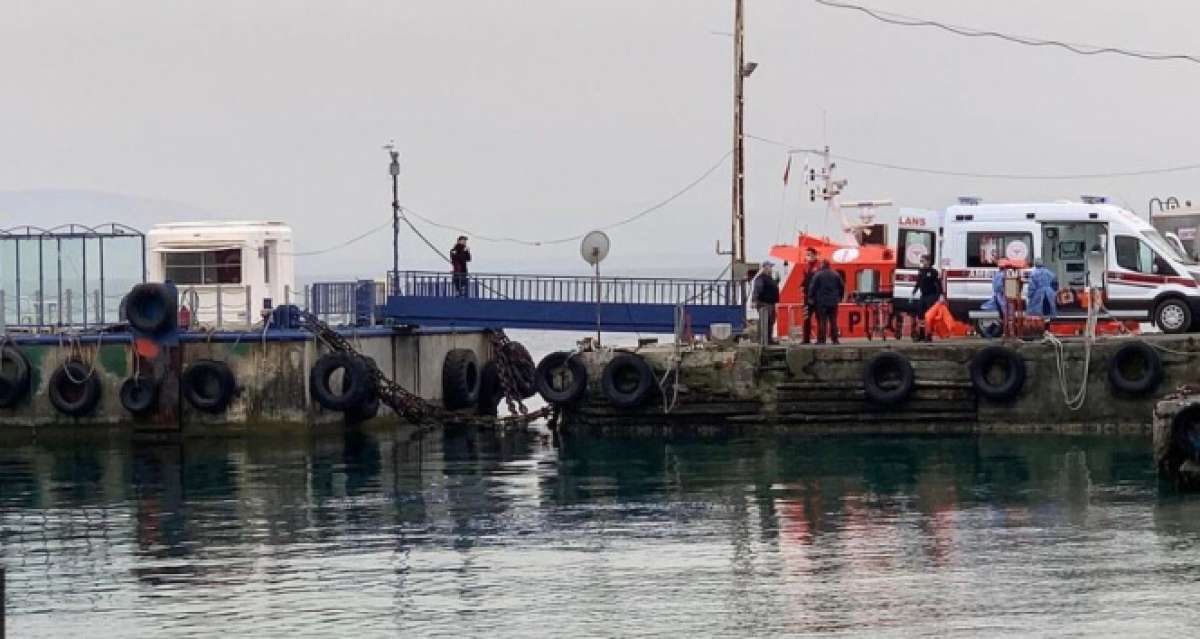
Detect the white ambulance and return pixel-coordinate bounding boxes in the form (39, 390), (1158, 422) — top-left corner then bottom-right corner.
(929, 197), (1200, 333)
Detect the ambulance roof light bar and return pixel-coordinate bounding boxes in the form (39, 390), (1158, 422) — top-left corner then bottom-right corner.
(1080, 195), (1108, 204)
(957, 196), (982, 206)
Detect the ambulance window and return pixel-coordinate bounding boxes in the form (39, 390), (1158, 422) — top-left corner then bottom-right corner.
(898, 230), (935, 268)
(967, 232), (1032, 268)
(1116, 236), (1177, 275)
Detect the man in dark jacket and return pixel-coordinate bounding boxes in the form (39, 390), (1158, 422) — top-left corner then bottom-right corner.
(751, 261), (780, 347)
(799, 247), (819, 343)
(450, 235), (471, 296)
(911, 254), (943, 342)
(808, 260), (845, 344)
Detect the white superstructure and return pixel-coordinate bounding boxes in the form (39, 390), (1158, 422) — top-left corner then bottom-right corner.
(147, 221), (295, 326)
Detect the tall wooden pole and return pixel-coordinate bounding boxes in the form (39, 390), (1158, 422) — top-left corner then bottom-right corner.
(732, 0), (747, 302)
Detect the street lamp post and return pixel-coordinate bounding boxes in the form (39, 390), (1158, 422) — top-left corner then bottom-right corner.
(386, 143), (400, 295)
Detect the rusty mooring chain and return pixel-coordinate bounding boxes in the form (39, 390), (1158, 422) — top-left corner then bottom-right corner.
(298, 311), (555, 429)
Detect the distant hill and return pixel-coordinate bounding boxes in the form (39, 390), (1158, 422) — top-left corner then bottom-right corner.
(0, 189), (215, 233)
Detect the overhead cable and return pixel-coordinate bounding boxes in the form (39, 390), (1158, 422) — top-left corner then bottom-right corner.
(814, 0), (1200, 66)
(747, 134), (1200, 180)
(401, 149), (733, 246)
(282, 220), (392, 256)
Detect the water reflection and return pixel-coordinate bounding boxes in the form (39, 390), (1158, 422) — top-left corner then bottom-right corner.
(0, 428), (1196, 637)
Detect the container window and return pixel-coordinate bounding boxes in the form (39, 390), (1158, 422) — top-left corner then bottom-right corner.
(164, 249), (242, 285)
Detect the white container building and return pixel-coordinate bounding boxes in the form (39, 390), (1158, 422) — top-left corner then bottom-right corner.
(147, 221), (295, 327)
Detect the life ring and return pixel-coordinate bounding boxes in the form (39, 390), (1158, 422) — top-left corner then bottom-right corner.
(1107, 341), (1163, 396)
(309, 352), (371, 412)
(969, 346), (1026, 401)
(477, 361), (504, 416)
(182, 359), (236, 413)
(601, 353), (654, 408)
(535, 352), (588, 405)
(863, 351), (915, 405)
(48, 360), (102, 417)
(124, 283), (177, 336)
(442, 349), (482, 410)
(0, 344), (33, 408)
(119, 377), (159, 416)
(500, 341), (537, 399)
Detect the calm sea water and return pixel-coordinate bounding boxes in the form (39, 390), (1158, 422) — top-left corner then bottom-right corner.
(1, 427), (1198, 638)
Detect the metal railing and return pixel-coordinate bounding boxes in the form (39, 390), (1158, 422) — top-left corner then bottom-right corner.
(389, 270), (738, 306)
(309, 280), (387, 326)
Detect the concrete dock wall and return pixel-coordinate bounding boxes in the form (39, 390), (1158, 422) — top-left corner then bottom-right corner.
(564, 335), (1200, 435)
(0, 328), (491, 430)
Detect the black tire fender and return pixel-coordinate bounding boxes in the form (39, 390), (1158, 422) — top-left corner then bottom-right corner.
(1107, 341), (1163, 396)
(48, 360), (102, 417)
(345, 391), (380, 425)
(182, 359), (236, 413)
(476, 361), (504, 416)
(969, 345), (1026, 402)
(600, 353), (655, 408)
(309, 352), (371, 412)
(535, 351), (588, 405)
(500, 341), (537, 399)
(0, 344), (33, 409)
(120, 377), (159, 416)
(863, 351), (915, 405)
(442, 348), (482, 410)
(125, 283), (177, 335)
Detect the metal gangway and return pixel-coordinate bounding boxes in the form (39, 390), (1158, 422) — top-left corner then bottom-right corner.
(380, 270), (745, 334)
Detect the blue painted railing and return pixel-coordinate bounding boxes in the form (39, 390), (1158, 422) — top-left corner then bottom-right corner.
(381, 270), (745, 334)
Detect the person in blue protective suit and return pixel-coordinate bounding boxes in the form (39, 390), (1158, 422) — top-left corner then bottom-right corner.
(1026, 258), (1058, 326)
(980, 259), (1018, 336)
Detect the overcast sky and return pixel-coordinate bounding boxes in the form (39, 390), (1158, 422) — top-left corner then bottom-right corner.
(2, 0), (1198, 277)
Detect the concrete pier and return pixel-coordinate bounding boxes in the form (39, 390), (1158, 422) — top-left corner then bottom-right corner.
(563, 334), (1200, 435)
(0, 327), (491, 431)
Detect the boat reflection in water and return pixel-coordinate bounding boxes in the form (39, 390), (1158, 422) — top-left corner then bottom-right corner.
(0, 427), (1198, 637)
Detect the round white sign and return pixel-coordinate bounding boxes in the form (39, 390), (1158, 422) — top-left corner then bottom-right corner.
(905, 243), (928, 265)
(1005, 240), (1029, 262)
(832, 247), (860, 263)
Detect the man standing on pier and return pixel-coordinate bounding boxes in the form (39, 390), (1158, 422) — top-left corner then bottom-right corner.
(800, 247), (819, 344)
(752, 261), (780, 347)
(450, 235), (471, 296)
(809, 260), (845, 345)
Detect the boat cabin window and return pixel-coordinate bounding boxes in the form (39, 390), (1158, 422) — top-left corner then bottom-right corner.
(1115, 236), (1176, 276)
(966, 232), (1032, 268)
(898, 229), (935, 268)
(163, 249), (243, 285)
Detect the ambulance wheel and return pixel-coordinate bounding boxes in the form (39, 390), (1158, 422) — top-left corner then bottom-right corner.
(969, 346), (1026, 402)
(862, 352), (914, 405)
(1107, 341), (1163, 396)
(1154, 297), (1191, 334)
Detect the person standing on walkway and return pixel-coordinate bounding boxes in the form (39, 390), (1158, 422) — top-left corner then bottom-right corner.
(751, 261), (781, 347)
(450, 235), (471, 296)
(809, 260), (845, 344)
(1026, 258), (1059, 328)
(911, 254), (943, 342)
(799, 247), (820, 344)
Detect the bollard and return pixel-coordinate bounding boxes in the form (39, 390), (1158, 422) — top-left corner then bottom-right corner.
(245, 285), (253, 327)
(284, 284), (291, 307)
(66, 289), (73, 325)
(216, 286), (224, 329)
(94, 290), (102, 324)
